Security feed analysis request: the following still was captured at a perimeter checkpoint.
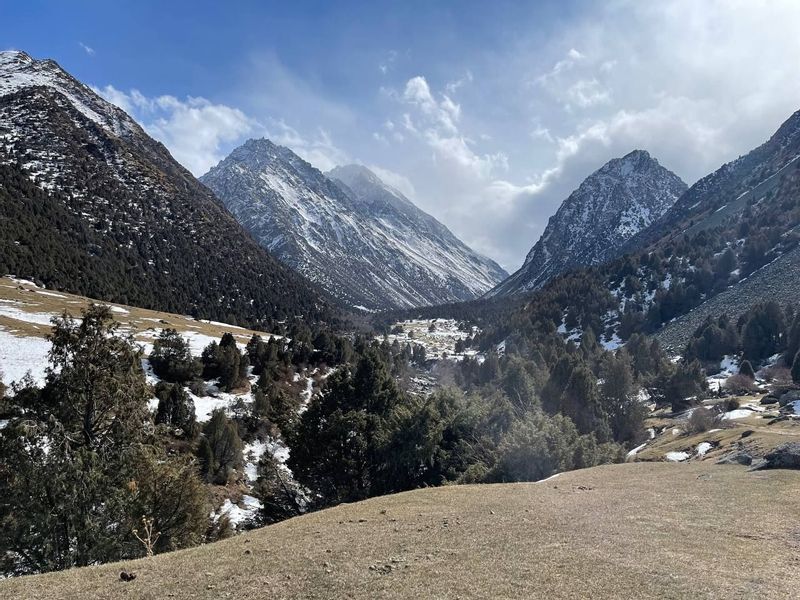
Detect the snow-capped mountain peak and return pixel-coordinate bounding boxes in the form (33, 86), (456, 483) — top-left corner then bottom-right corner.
(488, 150), (687, 297)
(201, 144), (507, 310)
(0, 50), (138, 137)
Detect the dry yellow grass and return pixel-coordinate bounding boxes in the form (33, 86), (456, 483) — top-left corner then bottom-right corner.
(636, 396), (800, 463)
(0, 276), (274, 347)
(3, 462), (799, 599)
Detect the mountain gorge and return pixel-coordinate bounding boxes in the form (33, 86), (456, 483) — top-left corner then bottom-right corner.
(200, 140), (506, 311)
(0, 50), (328, 326)
(489, 150), (687, 297)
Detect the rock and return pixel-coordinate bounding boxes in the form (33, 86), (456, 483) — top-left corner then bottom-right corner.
(778, 390), (800, 407)
(716, 451), (753, 466)
(760, 393), (780, 405)
(119, 571), (137, 582)
(759, 442), (800, 469)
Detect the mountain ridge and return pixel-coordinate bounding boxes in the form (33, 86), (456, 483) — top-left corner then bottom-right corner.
(487, 149), (686, 297)
(201, 140), (507, 310)
(0, 50), (329, 326)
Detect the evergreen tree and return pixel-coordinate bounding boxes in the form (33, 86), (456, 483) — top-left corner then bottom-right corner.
(288, 350), (406, 504)
(0, 305), (206, 574)
(739, 360), (756, 380)
(198, 409), (243, 484)
(154, 381), (196, 435)
(201, 333), (249, 391)
(149, 328), (201, 383)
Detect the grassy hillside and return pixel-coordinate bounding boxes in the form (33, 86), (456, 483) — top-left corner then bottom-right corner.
(3, 462), (799, 599)
(0, 275), (276, 387)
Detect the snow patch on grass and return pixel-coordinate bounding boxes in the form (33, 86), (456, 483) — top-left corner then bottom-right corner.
(665, 451), (690, 462)
(0, 328), (50, 387)
(696, 442), (712, 457)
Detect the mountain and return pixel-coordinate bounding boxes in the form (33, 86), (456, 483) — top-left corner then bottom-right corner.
(470, 110), (800, 354)
(625, 110), (800, 252)
(488, 150), (687, 297)
(0, 50), (328, 326)
(200, 141), (507, 310)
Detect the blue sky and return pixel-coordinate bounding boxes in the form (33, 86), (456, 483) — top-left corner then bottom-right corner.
(5, 1), (800, 269)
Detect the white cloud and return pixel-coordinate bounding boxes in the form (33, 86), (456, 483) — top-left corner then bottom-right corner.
(374, 0), (800, 269)
(78, 42), (95, 56)
(96, 85), (257, 175)
(367, 165), (417, 199)
(267, 121), (350, 172)
(96, 85), (351, 176)
(400, 76), (506, 181)
(565, 78), (611, 108)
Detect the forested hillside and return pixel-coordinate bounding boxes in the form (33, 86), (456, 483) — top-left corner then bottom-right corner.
(0, 51), (330, 328)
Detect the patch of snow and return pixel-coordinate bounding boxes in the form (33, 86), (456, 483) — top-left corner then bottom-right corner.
(626, 443), (647, 459)
(109, 306), (129, 314)
(243, 440), (267, 483)
(7, 277), (39, 287)
(696, 442), (712, 457)
(601, 333), (623, 351)
(214, 495), (262, 528)
(722, 409), (754, 420)
(198, 319), (246, 330)
(0, 304), (58, 326)
(665, 451), (690, 462)
(0, 328), (50, 387)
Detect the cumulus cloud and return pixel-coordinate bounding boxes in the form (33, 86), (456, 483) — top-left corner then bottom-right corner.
(95, 85), (353, 176)
(95, 85), (257, 175)
(375, 0), (800, 269)
(400, 76), (507, 181)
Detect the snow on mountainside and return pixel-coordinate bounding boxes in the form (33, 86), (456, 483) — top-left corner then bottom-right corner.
(0, 50), (326, 325)
(625, 109), (800, 252)
(488, 150), (686, 297)
(200, 141), (507, 310)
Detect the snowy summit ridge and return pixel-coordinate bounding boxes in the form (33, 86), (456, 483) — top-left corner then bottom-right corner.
(201, 139), (507, 310)
(488, 150), (687, 297)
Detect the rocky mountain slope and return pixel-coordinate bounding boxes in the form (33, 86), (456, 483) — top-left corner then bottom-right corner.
(4, 462), (798, 599)
(0, 50), (328, 326)
(488, 150), (686, 297)
(475, 110), (800, 354)
(200, 142), (506, 310)
(627, 110), (800, 251)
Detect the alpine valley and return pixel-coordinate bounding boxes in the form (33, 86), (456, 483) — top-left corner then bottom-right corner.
(3, 34), (800, 600)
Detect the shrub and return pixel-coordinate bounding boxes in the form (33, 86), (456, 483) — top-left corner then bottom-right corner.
(687, 406), (715, 433)
(723, 374), (758, 394)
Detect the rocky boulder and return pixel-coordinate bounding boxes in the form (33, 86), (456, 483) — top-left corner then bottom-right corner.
(754, 443), (800, 470)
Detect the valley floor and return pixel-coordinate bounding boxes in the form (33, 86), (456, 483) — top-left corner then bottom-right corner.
(3, 462), (799, 599)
